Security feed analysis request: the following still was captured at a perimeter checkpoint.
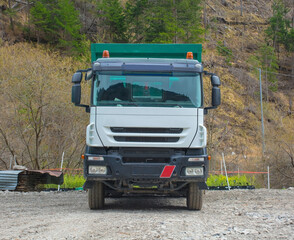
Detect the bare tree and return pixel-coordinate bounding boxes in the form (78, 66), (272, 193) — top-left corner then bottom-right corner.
(0, 43), (88, 170)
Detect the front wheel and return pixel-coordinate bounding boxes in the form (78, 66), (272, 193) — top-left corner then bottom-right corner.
(187, 183), (203, 210)
(88, 182), (105, 210)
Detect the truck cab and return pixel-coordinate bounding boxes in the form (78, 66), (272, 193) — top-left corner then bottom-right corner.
(71, 44), (221, 210)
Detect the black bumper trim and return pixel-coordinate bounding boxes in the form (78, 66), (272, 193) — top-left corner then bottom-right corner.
(84, 153), (209, 182)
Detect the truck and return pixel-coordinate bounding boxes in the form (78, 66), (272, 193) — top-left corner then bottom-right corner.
(71, 44), (221, 210)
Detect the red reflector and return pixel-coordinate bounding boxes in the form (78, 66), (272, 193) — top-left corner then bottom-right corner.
(160, 165), (176, 178)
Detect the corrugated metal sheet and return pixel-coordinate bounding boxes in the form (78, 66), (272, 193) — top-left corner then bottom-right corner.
(0, 170), (24, 190)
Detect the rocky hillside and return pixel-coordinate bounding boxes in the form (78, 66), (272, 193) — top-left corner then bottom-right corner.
(202, 0), (294, 188)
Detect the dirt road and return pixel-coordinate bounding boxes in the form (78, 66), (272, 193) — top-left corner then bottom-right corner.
(0, 189), (293, 239)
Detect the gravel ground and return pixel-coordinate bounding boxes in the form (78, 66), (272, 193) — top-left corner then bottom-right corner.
(0, 189), (293, 240)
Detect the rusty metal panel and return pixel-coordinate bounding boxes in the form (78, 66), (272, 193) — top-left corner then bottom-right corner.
(0, 170), (24, 190)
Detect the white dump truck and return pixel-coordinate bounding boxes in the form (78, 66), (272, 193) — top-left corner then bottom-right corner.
(71, 44), (221, 210)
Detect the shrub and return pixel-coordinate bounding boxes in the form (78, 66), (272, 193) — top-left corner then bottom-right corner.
(44, 174), (85, 189)
(207, 174), (256, 187)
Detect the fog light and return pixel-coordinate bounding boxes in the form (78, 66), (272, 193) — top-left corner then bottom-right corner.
(185, 167), (204, 176)
(188, 157), (204, 162)
(88, 156), (104, 161)
(89, 166), (107, 175)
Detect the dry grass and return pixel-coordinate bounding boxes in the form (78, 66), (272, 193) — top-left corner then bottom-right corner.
(0, 43), (89, 169)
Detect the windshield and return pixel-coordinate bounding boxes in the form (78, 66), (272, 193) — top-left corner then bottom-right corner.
(92, 72), (202, 108)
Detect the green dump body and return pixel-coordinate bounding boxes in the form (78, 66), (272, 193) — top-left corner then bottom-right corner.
(91, 43), (202, 63)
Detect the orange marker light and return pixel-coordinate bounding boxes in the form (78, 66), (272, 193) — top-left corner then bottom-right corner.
(102, 50), (110, 58)
(208, 155), (211, 161)
(81, 154), (85, 160)
(186, 52), (193, 59)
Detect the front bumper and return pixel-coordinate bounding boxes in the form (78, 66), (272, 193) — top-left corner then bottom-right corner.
(84, 152), (209, 183)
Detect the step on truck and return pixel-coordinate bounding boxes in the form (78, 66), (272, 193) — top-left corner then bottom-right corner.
(71, 44), (221, 210)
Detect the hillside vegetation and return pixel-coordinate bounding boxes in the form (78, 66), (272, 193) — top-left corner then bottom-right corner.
(0, 0), (293, 188)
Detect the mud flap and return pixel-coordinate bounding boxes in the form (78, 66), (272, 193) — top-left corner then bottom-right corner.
(83, 180), (94, 190)
(198, 182), (208, 190)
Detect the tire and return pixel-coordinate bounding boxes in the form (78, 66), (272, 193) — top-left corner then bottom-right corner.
(88, 182), (105, 210)
(187, 183), (203, 210)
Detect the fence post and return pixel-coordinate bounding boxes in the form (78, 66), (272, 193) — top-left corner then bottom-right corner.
(9, 156), (13, 170)
(222, 152), (230, 190)
(220, 157), (223, 175)
(267, 166), (270, 189)
(58, 152), (65, 191)
(259, 68), (266, 155)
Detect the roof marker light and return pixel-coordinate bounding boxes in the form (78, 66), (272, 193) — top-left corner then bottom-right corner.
(102, 50), (109, 58)
(186, 52), (193, 59)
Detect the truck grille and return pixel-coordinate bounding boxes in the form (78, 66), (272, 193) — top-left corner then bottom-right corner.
(114, 136), (179, 143)
(107, 127), (184, 144)
(122, 157), (170, 163)
(111, 127), (183, 134)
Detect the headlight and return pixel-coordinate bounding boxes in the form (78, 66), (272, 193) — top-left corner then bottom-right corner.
(188, 157), (204, 162)
(89, 166), (107, 175)
(88, 156), (104, 161)
(185, 167), (204, 176)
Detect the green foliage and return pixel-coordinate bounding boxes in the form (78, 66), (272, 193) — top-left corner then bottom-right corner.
(124, 0), (204, 43)
(265, 0), (293, 53)
(207, 175), (256, 187)
(216, 41), (232, 65)
(207, 174), (227, 187)
(30, 1), (52, 37)
(125, 0), (149, 42)
(174, 0), (204, 43)
(284, 29), (294, 52)
(28, 0), (204, 54)
(97, 0), (128, 43)
(143, 2), (174, 43)
(44, 174), (85, 189)
(30, 0), (86, 55)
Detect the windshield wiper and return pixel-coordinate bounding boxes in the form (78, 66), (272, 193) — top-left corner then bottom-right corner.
(117, 102), (138, 106)
(161, 103), (183, 108)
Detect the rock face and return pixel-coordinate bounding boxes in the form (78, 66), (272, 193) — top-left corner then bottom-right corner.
(0, 189), (293, 239)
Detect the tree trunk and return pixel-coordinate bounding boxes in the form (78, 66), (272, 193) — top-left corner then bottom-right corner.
(265, 55), (269, 102)
(265, 69), (268, 102)
(8, 0), (14, 31)
(289, 94), (293, 115)
(173, 0), (177, 43)
(204, 0), (207, 39)
(27, 0), (31, 40)
(292, 52), (294, 81)
(291, 52), (294, 115)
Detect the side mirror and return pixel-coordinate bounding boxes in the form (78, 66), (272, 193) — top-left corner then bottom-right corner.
(85, 69), (93, 81)
(72, 84), (81, 105)
(211, 75), (221, 87)
(71, 70), (90, 112)
(72, 72), (82, 84)
(212, 86), (221, 107)
(204, 73), (221, 114)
